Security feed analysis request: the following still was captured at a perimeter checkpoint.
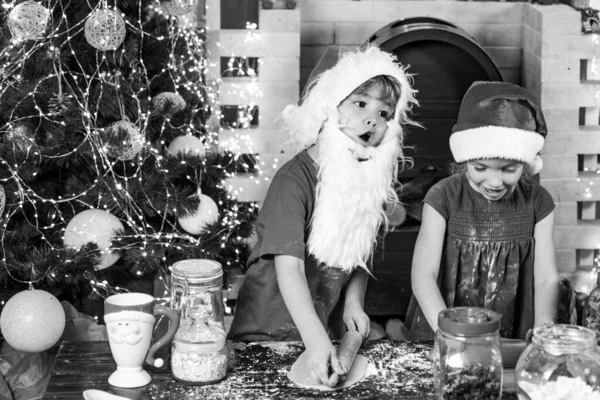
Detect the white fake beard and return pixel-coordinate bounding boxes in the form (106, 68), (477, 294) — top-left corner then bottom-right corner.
(308, 119), (402, 272)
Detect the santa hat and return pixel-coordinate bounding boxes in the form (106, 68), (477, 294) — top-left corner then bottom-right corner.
(282, 45), (417, 153)
(449, 81), (547, 175)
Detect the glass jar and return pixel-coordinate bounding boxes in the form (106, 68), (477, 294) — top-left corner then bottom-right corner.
(169, 259), (228, 385)
(433, 307), (503, 400)
(583, 271), (600, 340)
(515, 324), (600, 400)
(171, 308), (228, 384)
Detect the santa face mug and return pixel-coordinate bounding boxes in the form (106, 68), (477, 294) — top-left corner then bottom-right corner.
(104, 292), (179, 388)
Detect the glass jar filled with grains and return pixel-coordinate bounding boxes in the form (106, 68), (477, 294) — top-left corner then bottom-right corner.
(170, 259), (228, 385)
(433, 307), (503, 400)
(515, 324), (600, 400)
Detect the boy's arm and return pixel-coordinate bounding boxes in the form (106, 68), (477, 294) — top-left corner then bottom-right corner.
(533, 211), (559, 326)
(274, 254), (345, 385)
(343, 268), (370, 339)
(411, 203), (447, 333)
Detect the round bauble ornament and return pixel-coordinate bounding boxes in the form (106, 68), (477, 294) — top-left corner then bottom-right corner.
(4, 122), (36, 150)
(167, 135), (206, 158)
(160, 0), (197, 16)
(63, 209), (124, 270)
(102, 120), (144, 161)
(7, 1), (49, 43)
(151, 92), (187, 117)
(384, 200), (407, 228)
(84, 8), (126, 51)
(0, 289), (65, 352)
(178, 194), (219, 235)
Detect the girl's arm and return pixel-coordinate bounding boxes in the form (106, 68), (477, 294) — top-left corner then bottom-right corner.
(274, 254), (345, 386)
(533, 211), (559, 326)
(411, 203), (447, 333)
(343, 268), (370, 339)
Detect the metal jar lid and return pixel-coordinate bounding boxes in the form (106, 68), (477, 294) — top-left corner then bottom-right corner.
(171, 259), (223, 284)
(438, 307), (501, 336)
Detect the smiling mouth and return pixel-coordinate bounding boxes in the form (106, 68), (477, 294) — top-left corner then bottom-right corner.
(483, 187), (505, 197)
(359, 132), (373, 143)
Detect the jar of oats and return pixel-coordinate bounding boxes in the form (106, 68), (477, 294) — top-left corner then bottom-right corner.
(169, 259), (228, 385)
(170, 307), (228, 385)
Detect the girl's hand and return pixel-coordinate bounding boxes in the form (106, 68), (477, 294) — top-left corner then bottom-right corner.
(343, 302), (370, 339)
(304, 337), (345, 387)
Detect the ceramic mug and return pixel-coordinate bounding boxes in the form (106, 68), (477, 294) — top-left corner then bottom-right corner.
(104, 292), (179, 388)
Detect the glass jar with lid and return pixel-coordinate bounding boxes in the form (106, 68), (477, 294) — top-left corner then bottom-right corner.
(516, 324), (600, 400)
(169, 259), (228, 385)
(433, 307), (503, 400)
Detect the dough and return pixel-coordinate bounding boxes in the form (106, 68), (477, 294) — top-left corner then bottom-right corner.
(288, 351), (369, 391)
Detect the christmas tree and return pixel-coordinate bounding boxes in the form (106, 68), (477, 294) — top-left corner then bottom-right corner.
(0, 0), (256, 311)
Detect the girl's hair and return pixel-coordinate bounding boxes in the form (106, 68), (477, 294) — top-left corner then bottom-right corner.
(449, 160), (538, 185)
(349, 75), (402, 119)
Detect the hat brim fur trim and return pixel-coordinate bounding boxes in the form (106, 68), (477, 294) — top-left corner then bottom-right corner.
(450, 126), (545, 165)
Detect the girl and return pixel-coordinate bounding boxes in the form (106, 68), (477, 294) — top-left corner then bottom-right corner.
(228, 46), (417, 386)
(407, 81), (559, 341)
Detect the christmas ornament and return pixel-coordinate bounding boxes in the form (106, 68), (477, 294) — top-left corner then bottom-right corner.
(580, 7), (600, 34)
(178, 194), (219, 235)
(167, 135), (206, 158)
(84, 8), (126, 51)
(0, 289), (65, 352)
(63, 209), (124, 270)
(3, 123), (36, 150)
(384, 200), (407, 228)
(102, 120), (145, 161)
(160, 0), (197, 17)
(151, 92), (187, 117)
(7, 1), (49, 43)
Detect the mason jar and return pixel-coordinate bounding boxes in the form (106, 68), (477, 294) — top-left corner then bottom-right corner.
(170, 307), (228, 385)
(433, 307), (503, 400)
(169, 259), (228, 385)
(516, 324), (600, 400)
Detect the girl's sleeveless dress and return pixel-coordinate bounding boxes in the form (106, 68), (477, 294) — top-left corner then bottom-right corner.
(406, 172), (555, 340)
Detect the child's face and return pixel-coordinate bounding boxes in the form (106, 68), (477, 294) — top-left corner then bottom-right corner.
(466, 159), (524, 201)
(337, 86), (394, 148)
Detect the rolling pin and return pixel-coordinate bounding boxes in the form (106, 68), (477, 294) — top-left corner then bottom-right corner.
(328, 330), (364, 387)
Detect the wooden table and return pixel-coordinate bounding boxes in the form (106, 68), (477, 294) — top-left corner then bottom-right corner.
(43, 340), (517, 400)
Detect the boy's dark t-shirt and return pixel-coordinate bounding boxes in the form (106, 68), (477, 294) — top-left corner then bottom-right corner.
(407, 172), (555, 341)
(227, 151), (353, 341)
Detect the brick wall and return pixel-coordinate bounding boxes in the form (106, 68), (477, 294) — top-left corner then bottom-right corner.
(205, 0), (300, 202)
(523, 5), (600, 288)
(298, 1), (525, 91)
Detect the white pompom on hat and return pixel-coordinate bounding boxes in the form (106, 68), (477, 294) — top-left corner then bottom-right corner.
(449, 81), (548, 175)
(282, 45), (417, 153)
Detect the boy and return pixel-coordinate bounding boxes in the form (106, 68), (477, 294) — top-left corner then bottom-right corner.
(228, 46), (417, 386)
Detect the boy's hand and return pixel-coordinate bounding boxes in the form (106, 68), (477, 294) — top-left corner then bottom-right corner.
(304, 337), (345, 387)
(343, 302), (370, 339)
